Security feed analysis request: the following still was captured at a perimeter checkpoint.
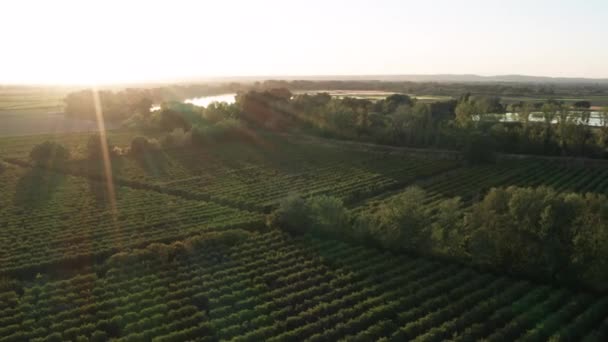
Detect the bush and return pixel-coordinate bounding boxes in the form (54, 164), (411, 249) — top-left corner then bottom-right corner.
(29, 141), (70, 167)
(267, 195), (312, 235)
(308, 195), (350, 236)
(268, 195), (350, 237)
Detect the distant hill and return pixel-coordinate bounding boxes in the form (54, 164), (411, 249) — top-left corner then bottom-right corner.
(200, 74), (608, 85)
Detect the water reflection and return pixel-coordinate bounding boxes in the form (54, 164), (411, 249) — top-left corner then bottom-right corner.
(150, 93), (236, 112)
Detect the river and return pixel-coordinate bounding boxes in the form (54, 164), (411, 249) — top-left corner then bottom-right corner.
(151, 93), (236, 111)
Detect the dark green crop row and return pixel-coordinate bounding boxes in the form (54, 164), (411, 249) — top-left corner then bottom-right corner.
(356, 160), (608, 215)
(0, 164), (263, 276)
(1, 230), (607, 342)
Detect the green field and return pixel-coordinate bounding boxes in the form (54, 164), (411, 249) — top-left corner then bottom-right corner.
(2, 130), (608, 341)
(2, 230), (608, 341)
(0, 88), (67, 112)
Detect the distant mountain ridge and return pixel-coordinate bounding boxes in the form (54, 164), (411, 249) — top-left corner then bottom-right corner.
(201, 74), (608, 85)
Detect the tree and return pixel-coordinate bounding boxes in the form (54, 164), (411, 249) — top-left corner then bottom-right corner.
(598, 107), (608, 153)
(87, 134), (115, 160)
(518, 102), (535, 129)
(571, 193), (608, 291)
(573, 100), (591, 109)
(135, 97), (153, 119)
(467, 187), (577, 280)
(159, 108), (193, 132)
(369, 186), (433, 252)
(384, 94), (414, 113)
(130, 136), (160, 158)
(540, 102), (559, 148)
(29, 141), (70, 167)
(455, 100), (477, 127)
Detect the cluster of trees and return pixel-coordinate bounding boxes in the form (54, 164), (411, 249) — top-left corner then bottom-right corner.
(63, 83), (246, 122)
(63, 81), (608, 159)
(29, 141), (70, 167)
(123, 99), (250, 146)
(229, 88), (608, 160)
(269, 186), (608, 292)
(64, 89), (157, 122)
(256, 79), (608, 98)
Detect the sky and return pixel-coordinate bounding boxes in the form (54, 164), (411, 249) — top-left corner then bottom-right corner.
(1, 0), (607, 84)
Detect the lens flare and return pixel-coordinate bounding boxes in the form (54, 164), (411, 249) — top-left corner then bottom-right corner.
(91, 86), (118, 218)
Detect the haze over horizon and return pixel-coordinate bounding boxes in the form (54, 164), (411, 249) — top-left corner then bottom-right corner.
(1, 0), (607, 85)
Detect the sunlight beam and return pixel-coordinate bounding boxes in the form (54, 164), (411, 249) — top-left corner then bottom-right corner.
(91, 85), (118, 218)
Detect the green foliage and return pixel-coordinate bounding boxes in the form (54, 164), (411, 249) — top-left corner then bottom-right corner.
(267, 195), (312, 235)
(366, 186), (433, 251)
(159, 107), (194, 132)
(86, 134), (115, 160)
(462, 133), (495, 165)
(29, 141), (70, 167)
(191, 118), (247, 145)
(129, 136), (161, 157)
(161, 128), (192, 148)
(466, 186), (608, 290)
(106, 230), (251, 268)
(268, 195), (350, 237)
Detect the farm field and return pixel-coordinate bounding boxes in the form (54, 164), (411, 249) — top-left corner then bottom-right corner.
(0, 131), (136, 159)
(3, 130), (608, 341)
(2, 230), (608, 342)
(2, 131), (460, 211)
(355, 160), (608, 215)
(0, 163), (262, 276)
(0, 87), (69, 112)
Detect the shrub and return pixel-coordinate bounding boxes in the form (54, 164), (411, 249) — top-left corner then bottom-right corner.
(29, 141), (70, 167)
(267, 195), (312, 235)
(268, 195), (350, 237)
(308, 195), (350, 236)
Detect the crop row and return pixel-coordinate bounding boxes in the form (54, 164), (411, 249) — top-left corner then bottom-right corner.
(356, 160), (608, 215)
(2, 230), (607, 341)
(0, 164), (263, 276)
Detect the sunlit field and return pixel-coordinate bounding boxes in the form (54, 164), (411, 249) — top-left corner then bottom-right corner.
(2, 0), (608, 340)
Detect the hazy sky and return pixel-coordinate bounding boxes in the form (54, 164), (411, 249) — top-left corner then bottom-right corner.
(1, 0), (607, 84)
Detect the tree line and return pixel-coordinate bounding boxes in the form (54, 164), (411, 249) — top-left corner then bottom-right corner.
(63, 83), (608, 160)
(231, 89), (608, 160)
(269, 187), (608, 292)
